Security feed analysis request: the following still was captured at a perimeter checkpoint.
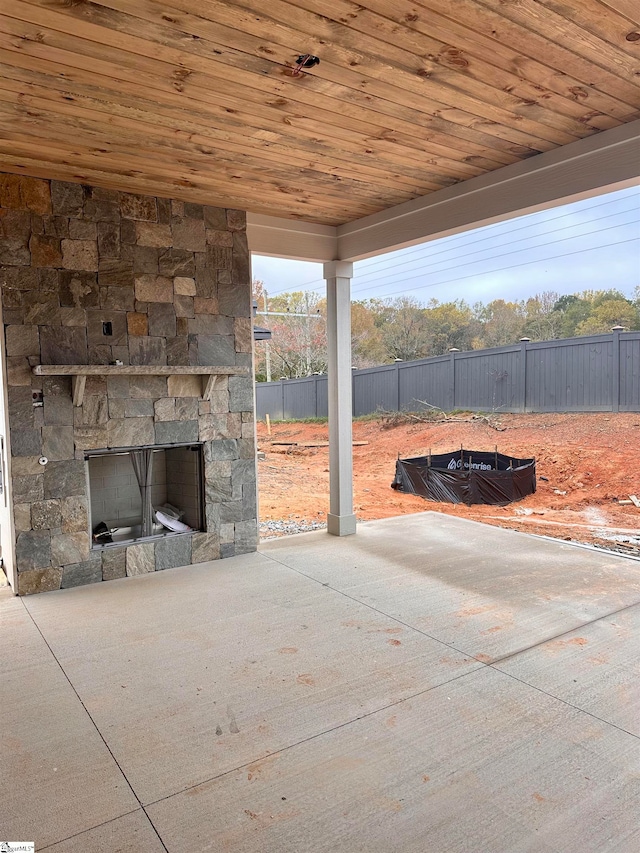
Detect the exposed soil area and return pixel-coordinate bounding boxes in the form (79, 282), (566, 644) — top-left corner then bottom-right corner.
(257, 412), (640, 557)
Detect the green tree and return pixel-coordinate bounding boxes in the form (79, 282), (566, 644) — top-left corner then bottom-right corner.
(351, 301), (386, 368)
(575, 298), (639, 335)
(552, 294), (592, 337)
(523, 291), (563, 340)
(253, 283), (640, 382)
(381, 296), (430, 361)
(551, 290), (639, 337)
(422, 299), (478, 354)
(475, 299), (526, 347)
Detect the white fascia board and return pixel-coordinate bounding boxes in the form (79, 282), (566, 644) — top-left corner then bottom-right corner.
(247, 212), (338, 262)
(337, 120), (640, 262)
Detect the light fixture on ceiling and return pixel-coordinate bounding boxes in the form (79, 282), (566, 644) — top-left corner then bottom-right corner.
(292, 54), (320, 76)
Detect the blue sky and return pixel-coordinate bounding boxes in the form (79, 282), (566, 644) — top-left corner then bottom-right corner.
(252, 185), (639, 306)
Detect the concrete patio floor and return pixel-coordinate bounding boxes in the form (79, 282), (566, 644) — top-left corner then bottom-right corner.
(2, 512), (640, 852)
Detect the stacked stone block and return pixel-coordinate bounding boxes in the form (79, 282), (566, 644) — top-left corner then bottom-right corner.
(0, 173), (257, 595)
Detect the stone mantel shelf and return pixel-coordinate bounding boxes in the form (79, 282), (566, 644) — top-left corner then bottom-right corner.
(32, 365), (248, 407)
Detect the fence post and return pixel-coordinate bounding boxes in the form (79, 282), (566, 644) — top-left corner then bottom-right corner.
(520, 340), (528, 413)
(612, 329), (620, 413)
(352, 369), (356, 416)
(449, 351), (456, 411)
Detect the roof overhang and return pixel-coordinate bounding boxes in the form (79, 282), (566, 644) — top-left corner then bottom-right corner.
(248, 118), (640, 263)
(2, 1), (640, 237)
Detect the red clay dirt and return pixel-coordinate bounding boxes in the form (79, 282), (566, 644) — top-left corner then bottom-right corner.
(257, 412), (640, 556)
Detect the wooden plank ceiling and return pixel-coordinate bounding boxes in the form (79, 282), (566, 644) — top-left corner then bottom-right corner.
(0, 0), (639, 225)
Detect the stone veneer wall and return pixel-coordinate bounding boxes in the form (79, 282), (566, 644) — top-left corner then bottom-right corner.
(0, 173), (257, 595)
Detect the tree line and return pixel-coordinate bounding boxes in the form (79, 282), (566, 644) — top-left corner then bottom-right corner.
(253, 282), (640, 381)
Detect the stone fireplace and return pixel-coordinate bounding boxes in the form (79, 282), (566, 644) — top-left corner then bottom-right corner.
(0, 174), (257, 595)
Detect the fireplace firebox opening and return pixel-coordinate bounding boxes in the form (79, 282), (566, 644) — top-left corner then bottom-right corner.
(87, 443), (204, 548)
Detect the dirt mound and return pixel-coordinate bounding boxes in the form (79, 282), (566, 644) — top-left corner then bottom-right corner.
(257, 412), (640, 556)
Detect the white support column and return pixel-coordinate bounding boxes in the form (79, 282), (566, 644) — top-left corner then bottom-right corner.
(324, 261), (356, 536)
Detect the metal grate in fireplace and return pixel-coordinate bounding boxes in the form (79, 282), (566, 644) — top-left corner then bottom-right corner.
(86, 443), (204, 548)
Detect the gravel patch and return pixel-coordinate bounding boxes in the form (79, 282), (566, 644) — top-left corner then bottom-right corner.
(260, 518), (327, 539)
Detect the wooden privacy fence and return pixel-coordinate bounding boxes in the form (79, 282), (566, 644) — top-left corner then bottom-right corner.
(255, 331), (640, 419)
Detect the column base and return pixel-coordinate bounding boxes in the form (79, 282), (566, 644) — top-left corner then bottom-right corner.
(327, 513), (357, 536)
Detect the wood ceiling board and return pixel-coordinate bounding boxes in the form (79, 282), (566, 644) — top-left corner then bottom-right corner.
(0, 94), (450, 209)
(414, 0), (640, 98)
(0, 72), (464, 211)
(1, 5), (564, 166)
(2, 0), (539, 165)
(1, 0), (639, 225)
(485, 0), (639, 68)
(24, 0), (547, 143)
(152, 0), (636, 132)
(0, 61), (458, 193)
(0, 119), (404, 204)
(0, 18), (525, 182)
(217, 0), (622, 135)
(543, 0), (640, 58)
(0, 22), (516, 180)
(0, 88), (458, 204)
(14, 0), (583, 150)
(0, 142), (384, 224)
(114, 0), (617, 140)
(0, 152), (355, 224)
(292, 0), (640, 120)
(0, 92), (479, 220)
(597, 0), (639, 21)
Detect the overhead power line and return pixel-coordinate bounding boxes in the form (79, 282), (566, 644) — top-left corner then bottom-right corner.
(262, 189), (640, 298)
(354, 190), (640, 276)
(370, 236), (638, 299)
(349, 218), (640, 297)
(350, 205), (640, 289)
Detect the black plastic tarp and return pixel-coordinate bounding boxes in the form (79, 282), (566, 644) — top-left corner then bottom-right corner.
(391, 449), (536, 506)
